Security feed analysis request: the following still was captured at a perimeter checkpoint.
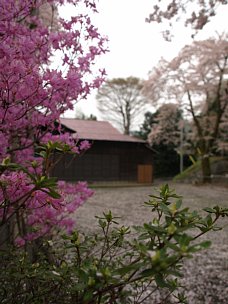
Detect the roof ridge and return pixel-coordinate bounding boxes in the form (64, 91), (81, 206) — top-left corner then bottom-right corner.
(59, 118), (145, 143)
(60, 117), (108, 123)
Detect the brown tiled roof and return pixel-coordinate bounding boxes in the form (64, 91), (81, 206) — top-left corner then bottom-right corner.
(60, 118), (145, 143)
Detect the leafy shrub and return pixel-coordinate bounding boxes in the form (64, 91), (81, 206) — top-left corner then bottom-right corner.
(1, 184), (227, 304)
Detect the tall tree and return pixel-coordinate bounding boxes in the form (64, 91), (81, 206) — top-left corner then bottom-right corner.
(143, 36), (228, 182)
(96, 77), (147, 134)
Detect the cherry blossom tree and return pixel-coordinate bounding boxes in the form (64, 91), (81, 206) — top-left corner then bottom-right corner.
(0, 0), (107, 246)
(96, 77), (147, 135)
(143, 36), (228, 182)
(146, 0), (228, 39)
(147, 103), (182, 146)
(138, 104), (187, 177)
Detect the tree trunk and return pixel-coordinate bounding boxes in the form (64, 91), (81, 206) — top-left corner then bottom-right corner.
(201, 156), (211, 183)
(0, 219), (15, 248)
(124, 124), (130, 135)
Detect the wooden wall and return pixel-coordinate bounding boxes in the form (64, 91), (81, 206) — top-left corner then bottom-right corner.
(52, 141), (153, 183)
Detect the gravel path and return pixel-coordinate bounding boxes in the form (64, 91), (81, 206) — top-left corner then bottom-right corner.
(74, 181), (228, 303)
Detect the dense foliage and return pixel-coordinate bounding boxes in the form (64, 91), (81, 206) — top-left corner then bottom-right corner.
(1, 184), (228, 303)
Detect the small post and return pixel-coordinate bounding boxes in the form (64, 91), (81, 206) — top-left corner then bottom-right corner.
(180, 120), (184, 173)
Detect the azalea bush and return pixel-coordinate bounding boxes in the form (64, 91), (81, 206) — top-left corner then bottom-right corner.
(1, 184), (228, 303)
(0, 143), (93, 247)
(0, 0), (107, 247)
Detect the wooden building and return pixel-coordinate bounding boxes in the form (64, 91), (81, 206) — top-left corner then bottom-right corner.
(52, 119), (153, 184)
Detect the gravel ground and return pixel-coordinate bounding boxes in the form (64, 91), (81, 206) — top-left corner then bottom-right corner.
(74, 180), (228, 303)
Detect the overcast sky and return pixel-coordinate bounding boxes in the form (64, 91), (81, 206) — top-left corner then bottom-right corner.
(59, 1), (228, 122)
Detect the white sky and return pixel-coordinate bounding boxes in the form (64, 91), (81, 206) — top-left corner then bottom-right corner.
(59, 1), (228, 123)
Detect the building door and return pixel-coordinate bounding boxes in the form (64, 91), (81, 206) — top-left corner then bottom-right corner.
(137, 165), (153, 183)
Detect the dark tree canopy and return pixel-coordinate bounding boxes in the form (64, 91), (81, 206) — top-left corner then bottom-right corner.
(75, 111), (97, 121)
(135, 105), (191, 177)
(133, 111), (157, 140)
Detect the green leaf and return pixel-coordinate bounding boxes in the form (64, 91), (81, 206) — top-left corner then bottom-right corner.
(140, 268), (156, 278)
(160, 184), (169, 196)
(115, 264), (140, 276)
(2, 157), (11, 165)
(212, 226), (222, 231)
(165, 241), (180, 252)
(98, 219), (106, 229)
(39, 151), (47, 158)
(143, 223), (165, 233)
(203, 207), (215, 214)
(43, 177), (58, 187)
(176, 199), (182, 209)
(206, 215), (213, 227)
(160, 203), (171, 214)
(155, 273), (168, 288)
(47, 189), (61, 199)
(188, 241), (211, 253)
(199, 240), (211, 249)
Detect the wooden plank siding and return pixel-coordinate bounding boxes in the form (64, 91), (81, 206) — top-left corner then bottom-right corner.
(52, 140), (153, 183)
